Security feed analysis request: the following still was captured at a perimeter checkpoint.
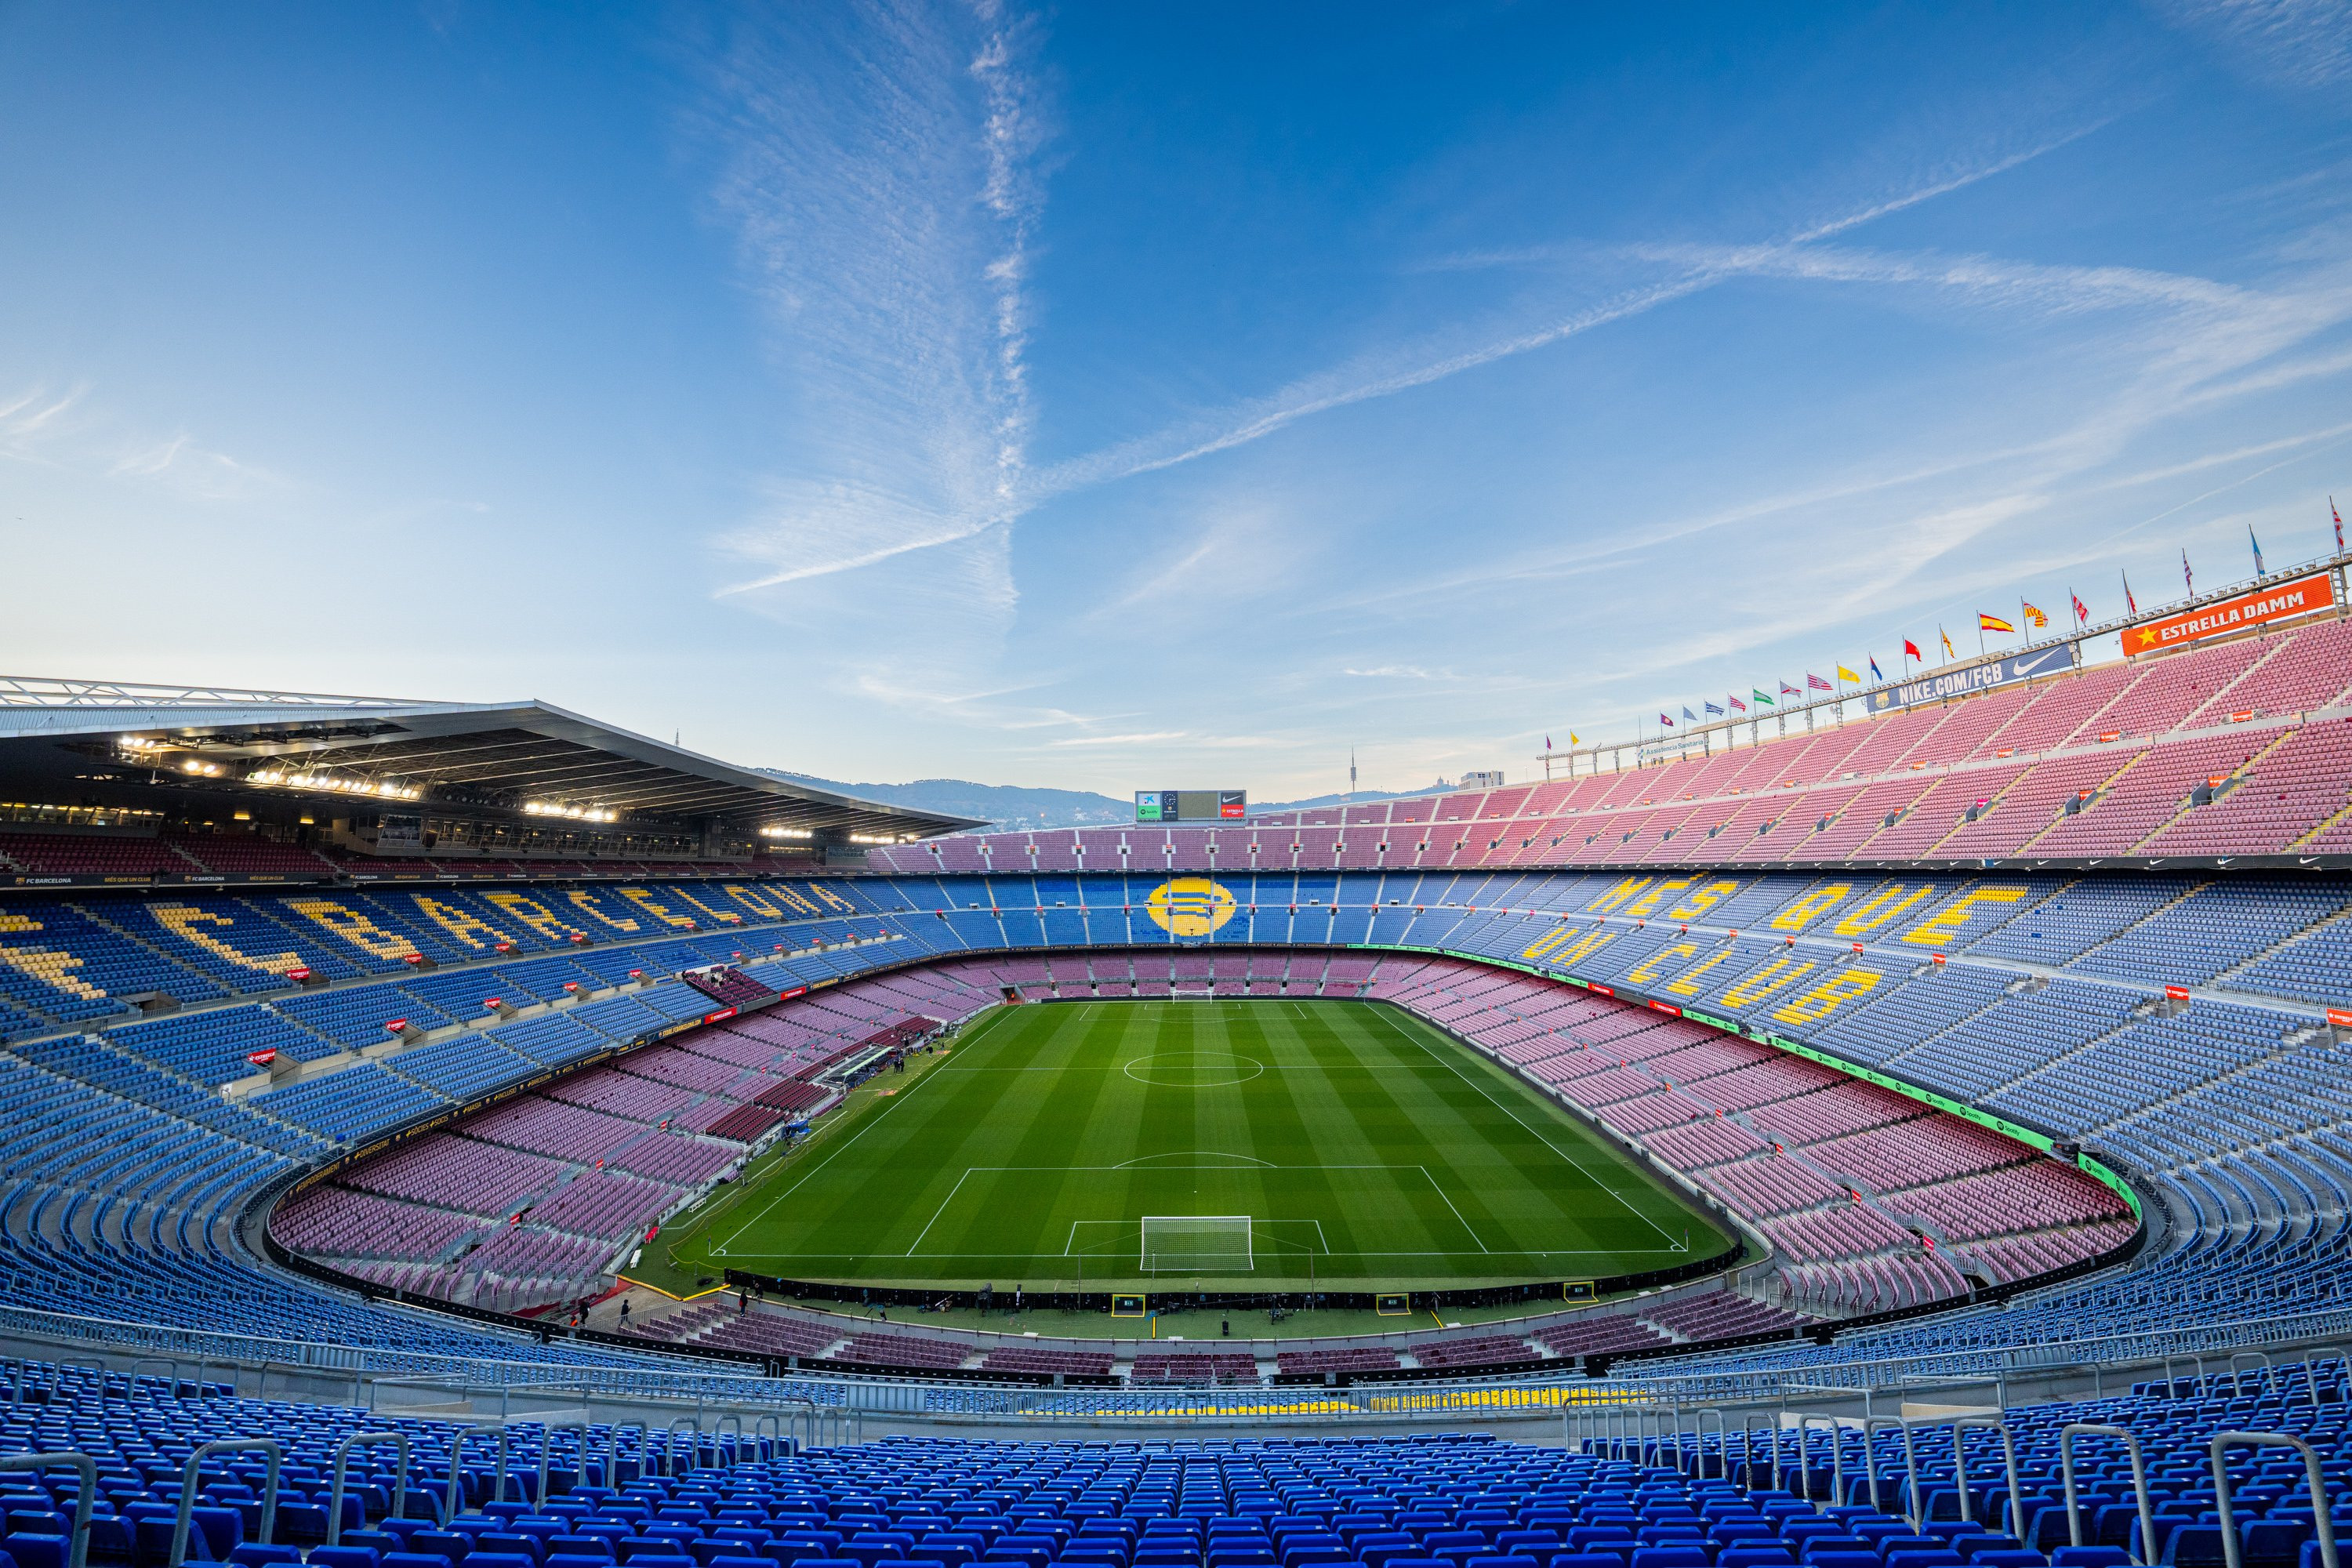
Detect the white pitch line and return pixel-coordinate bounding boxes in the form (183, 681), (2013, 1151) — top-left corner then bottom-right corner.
(1369, 1007), (1683, 1248)
(903, 1167), (975, 1257)
(1420, 1164), (1491, 1254)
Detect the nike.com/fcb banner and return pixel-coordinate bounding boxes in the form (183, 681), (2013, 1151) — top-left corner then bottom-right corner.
(2124, 569), (2336, 655)
(1869, 643), (2074, 713)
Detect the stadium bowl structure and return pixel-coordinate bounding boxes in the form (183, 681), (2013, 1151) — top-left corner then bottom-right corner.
(0, 614), (2348, 1403)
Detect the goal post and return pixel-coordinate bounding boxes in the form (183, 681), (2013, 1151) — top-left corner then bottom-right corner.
(1139, 1214), (1253, 1273)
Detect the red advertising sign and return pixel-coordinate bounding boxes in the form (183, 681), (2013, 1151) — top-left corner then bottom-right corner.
(284, 966), (312, 982)
(1646, 1000), (1682, 1016)
(246, 1048), (278, 1065)
(2127, 569), (2336, 655)
(383, 1018), (408, 1033)
(2327, 1007), (2352, 1028)
(2164, 984), (2191, 1001)
(702, 1007), (739, 1024)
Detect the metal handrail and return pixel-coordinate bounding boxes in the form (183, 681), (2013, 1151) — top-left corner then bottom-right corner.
(444, 1423), (510, 1521)
(1951, 1416), (2025, 1540)
(328, 1431), (409, 1545)
(170, 1438), (281, 1568)
(1798, 1414), (1845, 1512)
(2211, 1431), (2339, 1568)
(708, 1410), (744, 1467)
(2227, 1350), (2274, 1398)
(130, 1357), (184, 1399)
(0, 1451), (95, 1568)
(662, 1416), (699, 1477)
(1862, 1417), (1922, 1527)
(1691, 1408), (1728, 1480)
(2061, 1423), (2154, 1565)
(535, 1421), (590, 1507)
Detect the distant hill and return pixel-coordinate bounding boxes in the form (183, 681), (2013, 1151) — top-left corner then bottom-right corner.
(1250, 782), (1453, 813)
(760, 771), (1131, 831)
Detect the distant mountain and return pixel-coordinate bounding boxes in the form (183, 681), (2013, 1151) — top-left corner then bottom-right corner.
(761, 771), (1131, 831)
(1250, 782), (1453, 813)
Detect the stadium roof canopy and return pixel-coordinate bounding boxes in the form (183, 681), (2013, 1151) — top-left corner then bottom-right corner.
(0, 676), (980, 841)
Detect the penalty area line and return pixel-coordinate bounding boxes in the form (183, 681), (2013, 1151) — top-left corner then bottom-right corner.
(1369, 1007), (1684, 1249)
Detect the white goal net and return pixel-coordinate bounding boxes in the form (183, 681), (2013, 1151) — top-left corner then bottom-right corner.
(1140, 1214), (1253, 1273)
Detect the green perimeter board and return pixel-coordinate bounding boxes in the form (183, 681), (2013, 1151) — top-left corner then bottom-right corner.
(662, 999), (1734, 1293)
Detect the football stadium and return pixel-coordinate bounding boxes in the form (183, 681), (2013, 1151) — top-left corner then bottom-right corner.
(9, 4), (2352, 1566)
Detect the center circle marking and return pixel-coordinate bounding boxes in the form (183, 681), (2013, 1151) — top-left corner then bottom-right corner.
(1123, 1050), (1266, 1087)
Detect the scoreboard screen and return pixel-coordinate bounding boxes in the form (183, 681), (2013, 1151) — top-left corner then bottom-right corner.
(1135, 789), (1246, 822)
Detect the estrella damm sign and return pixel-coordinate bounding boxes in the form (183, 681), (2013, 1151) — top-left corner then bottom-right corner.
(1145, 877), (1238, 937)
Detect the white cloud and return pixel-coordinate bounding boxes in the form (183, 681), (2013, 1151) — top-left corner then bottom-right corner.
(2152, 0), (2352, 91)
(701, 0), (1053, 601)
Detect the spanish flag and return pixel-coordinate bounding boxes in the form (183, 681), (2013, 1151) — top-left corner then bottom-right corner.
(1980, 612), (2015, 633)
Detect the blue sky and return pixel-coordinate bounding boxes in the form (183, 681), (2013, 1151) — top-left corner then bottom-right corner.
(2, 2), (2349, 799)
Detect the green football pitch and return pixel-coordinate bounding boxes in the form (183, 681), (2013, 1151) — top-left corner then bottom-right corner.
(659, 999), (1734, 1294)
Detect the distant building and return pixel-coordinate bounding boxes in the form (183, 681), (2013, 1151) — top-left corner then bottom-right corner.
(1461, 769), (1505, 789)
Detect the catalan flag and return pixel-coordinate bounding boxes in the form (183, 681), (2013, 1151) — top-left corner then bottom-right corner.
(1940, 626), (1955, 659)
(1980, 612), (2015, 633)
(2022, 601), (2048, 629)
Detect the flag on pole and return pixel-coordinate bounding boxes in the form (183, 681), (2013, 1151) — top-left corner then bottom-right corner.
(1754, 687), (1775, 706)
(1979, 612), (2016, 633)
(1658, 712), (1675, 728)
(1704, 700), (1724, 717)
(2183, 549), (2194, 596)
(2122, 570), (2138, 615)
(1867, 655), (1883, 681)
(2250, 524), (2266, 576)
(1835, 662), (1860, 683)
(1807, 673), (1833, 691)
(1940, 626), (1956, 659)
(2071, 590), (2089, 626)
(1682, 706), (1697, 722)
(1570, 731), (1579, 745)
(1904, 638), (1923, 662)
(1780, 681), (1802, 697)
(1544, 735), (1552, 751)
(1729, 693), (1747, 713)
(2022, 601), (2049, 629)
(2333, 497), (2343, 554)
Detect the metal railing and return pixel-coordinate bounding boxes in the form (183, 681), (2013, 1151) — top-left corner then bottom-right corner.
(3, 1298), (2348, 1427)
